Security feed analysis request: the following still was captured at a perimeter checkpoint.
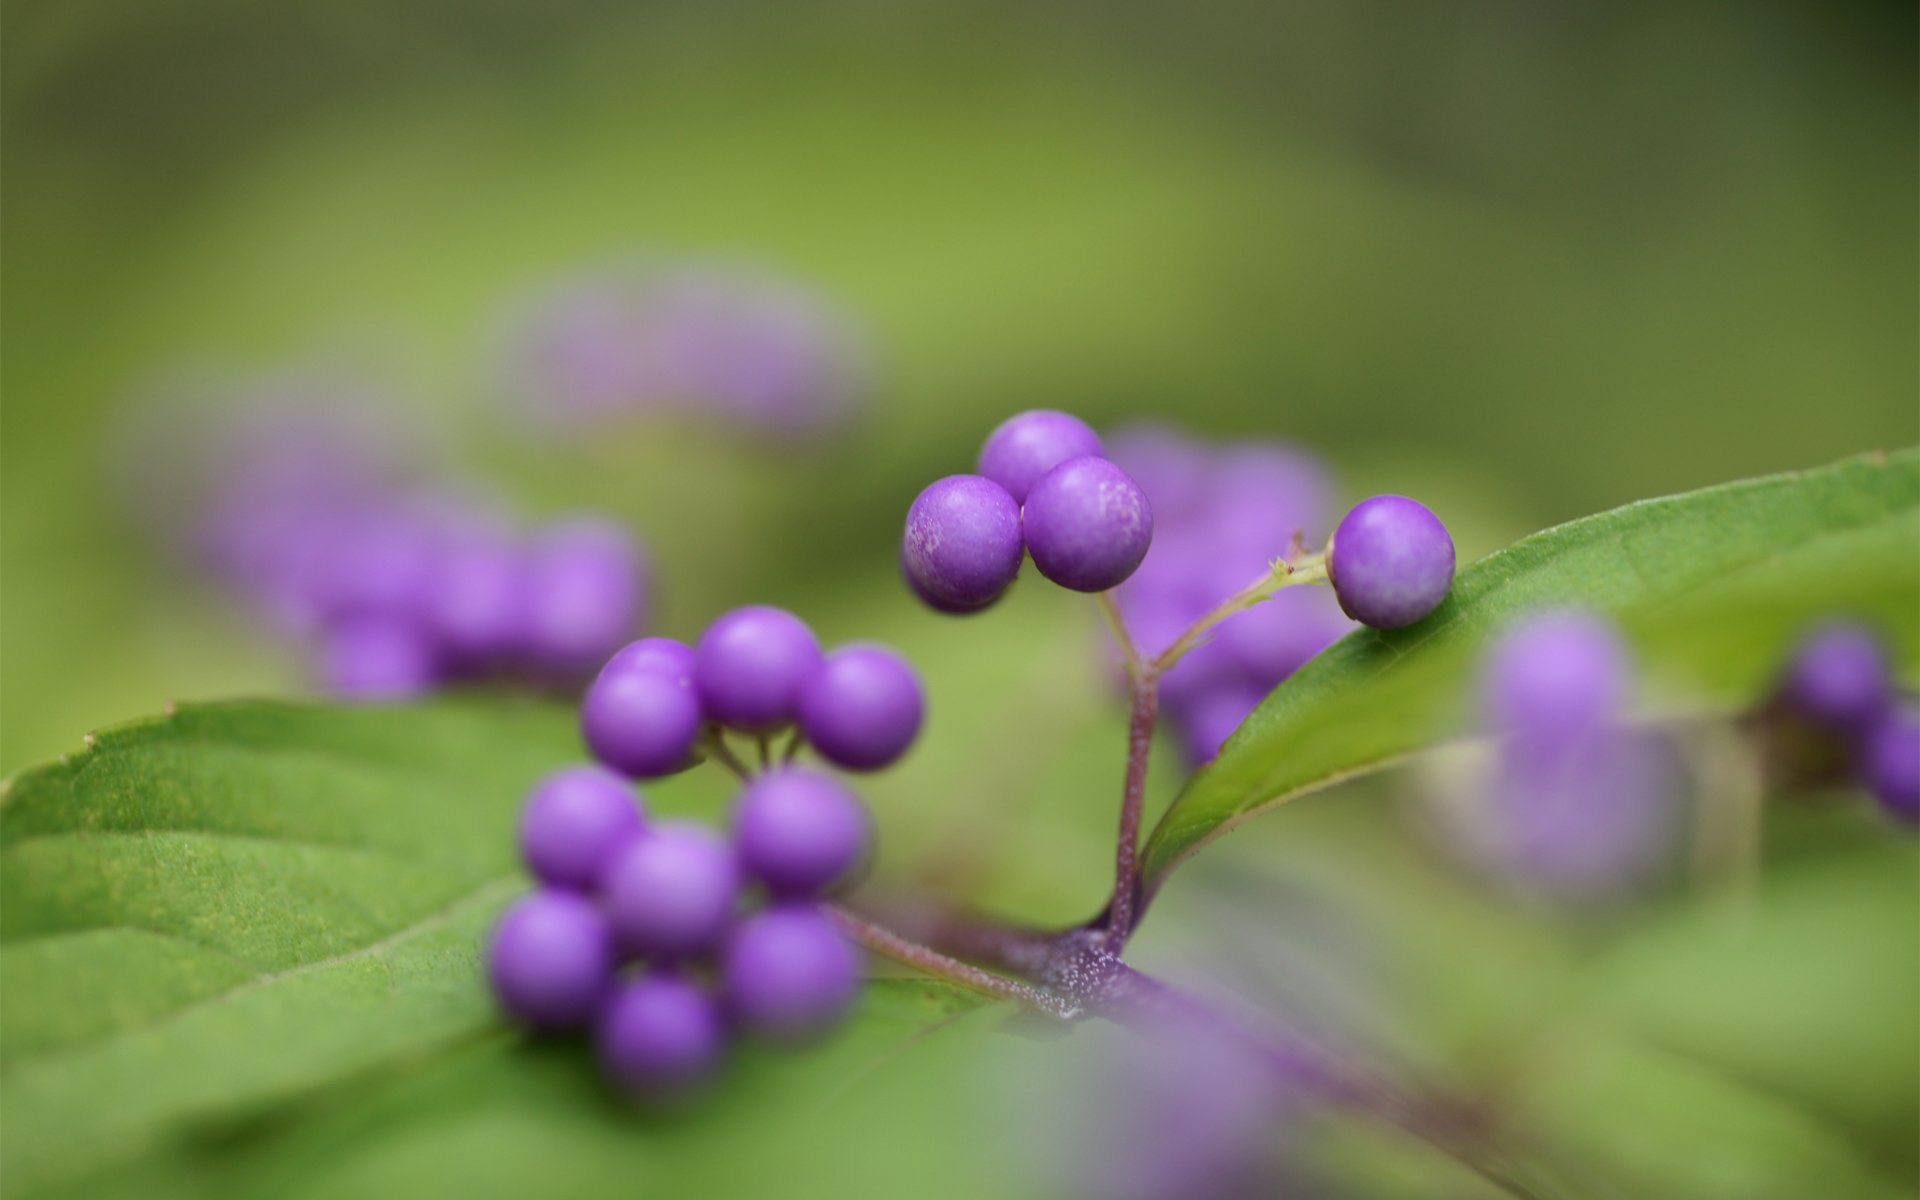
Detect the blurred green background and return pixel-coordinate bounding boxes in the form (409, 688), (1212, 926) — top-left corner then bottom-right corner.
(4, 3), (1917, 1196)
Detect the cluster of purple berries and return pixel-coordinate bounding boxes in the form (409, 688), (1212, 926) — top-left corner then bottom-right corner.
(1451, 609), (1678, 899)
(1777, 619), (1918, 824)
(504, 261), (866, 440)
(489, 606), (926, 1101)
(901, 410), (1155, 610)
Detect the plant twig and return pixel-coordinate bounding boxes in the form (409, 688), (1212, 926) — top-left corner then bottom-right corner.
(1105, 674), (1159, 947)
(824, 904), (1080, 1018)
(700, 727), (753, 781)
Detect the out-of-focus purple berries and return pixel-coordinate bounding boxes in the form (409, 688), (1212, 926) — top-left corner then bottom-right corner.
(521, 518), (649, 677)
(597, 972), (727, 1101)
(599, 823), (742, 959)
(798, 644), (925, 771)
(1106, 425), (1356, 768)
(694, 606), (823, 732)
(1022, 456), (1154, 593)
(581, 638), (704, 779)
(902, 475), (1025, 613)
(733, 768), (872, 896)
(1781, 620), (1891, 729)
(316, 614), (439, 700)
(518, 766), (645, 890)
(1861, 708), (1919, 824)
(1328, 495), (1455, 629)
(977, 409), (1105, 504)
(504, 262), (867, 441)
(1480, 609), (1630, 748)
(723, 905), (863, 1045)
(487, 890), (615, 1030)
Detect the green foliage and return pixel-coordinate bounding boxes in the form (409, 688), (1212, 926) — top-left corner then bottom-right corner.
(1142, 449), (1920, 891)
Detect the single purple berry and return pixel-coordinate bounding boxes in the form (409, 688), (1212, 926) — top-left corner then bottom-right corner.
(521, 517), (648, 677)
(316, 614), (438, 699)
(599, 823), (741, 958)
(1481, 610), (1630, 748)
(1486, 729), (1679, 899)
(582, 638), (703, 779)
(1861, 708), (1920, 825)
(693, 606), (823, 732)
(797, 644), (925, 771)
(1328, 495), (1455, 629)
(1782, 621), (1891, 729)
(723, 905), (862, 1044)
(488, 889), (615, 1030)
(597, 971), (727, 1100)
(519, 765), (645, 890)
(977, 409), (1105, 504)
(1021, 456), (1154, 593)
(733, 767), (872, 896)
(426, 519), (527, 666)
(902, 475), (1025, 613)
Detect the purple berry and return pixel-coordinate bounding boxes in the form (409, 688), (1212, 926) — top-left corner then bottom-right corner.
(902, 475), (1025, 613)
(488, 889), (615, 1030)
(797, 644), (925, 771)
(1486, 729), (1679, 899)
(1328, 495), (1455, 629)
(1481, 610), (1630, 748)
(522, 518), (648, 676)
(582, 638), (704, 779)
(977, 409), (1105, 504)
(693, 606), (823, 732)
(426, 519), (527, 665)
(1783, 621), (1891, 729)
(599, 823), (741, 958)
(1861, 708), (1920, 825)
(317, 614), (438, 699)
(1021, 456), (1154, 593)
(732, 767), (872, 896)
(597, 972), (727, 1100)
(723, 905), (862, 1044)
(519, 766), (645, 890)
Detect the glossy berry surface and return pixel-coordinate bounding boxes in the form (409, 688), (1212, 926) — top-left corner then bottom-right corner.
(1862, 708), (1920, 824)
(1328, 495), (1455, 629)
(1480, 610), (1629, 747)
(597, 972), (727, 1099)
(976, 409), (1104, 504)
(599, 823), (741, 958)
(694, 606), (823, 732)
(317, 614), (438, 700)
(1021, 456), (1153, 593)
(581, 638), (703, 778)
(901, 475), (1025, 613)
(488, 889), (615, 1030)
(1783, 621), (1890, 728)
(518, 765), (645, 890)
(733, 767), (872, 896)
(797, 644), (925, 770)
(723, 905), (862, 1044)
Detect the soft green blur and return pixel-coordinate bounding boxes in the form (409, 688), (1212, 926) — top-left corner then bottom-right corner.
(3, 1), (1916, 1195)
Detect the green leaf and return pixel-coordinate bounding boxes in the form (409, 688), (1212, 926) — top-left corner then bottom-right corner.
(1141, 448), (1920, 893)
(0, 699), (993, 1198)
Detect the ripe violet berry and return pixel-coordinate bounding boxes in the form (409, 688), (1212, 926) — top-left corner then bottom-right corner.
(733, 767), (872, 896)
(488, 889), (615, 1030)
(317, 613), (439, 700)
(1328, 495), (1455, 629)
(1021, 456), (1154, 593)
(518, 766), (645, 890)
(977, 409), (1105, 504)
(597, 972), (728, 1101)
(582, 638), (704, 779)
(694, 605), (823, 732)
(902, 475), (1025, 613)
(521, 517), (649, 677)
(599, 823), (742, 958)
(1481, 609), (1631, 748)
(724, 905), (862, 1045)
(1782, 620), (1891, 728)
(798, 644), (925, 771)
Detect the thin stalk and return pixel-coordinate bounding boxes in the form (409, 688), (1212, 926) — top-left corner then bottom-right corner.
(1152, 553), (1327, 674)
(824, 904), (1079, 1017)
(700, 727), (753, 781)
(1105, 677), (1159, 947)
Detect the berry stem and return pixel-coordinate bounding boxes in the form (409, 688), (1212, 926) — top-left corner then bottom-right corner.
(1152, 550), (1327, 674)
(823, 904), (1079, 1017)
(756, 733), (773, 771)
(1105, 668), (1159, 947)
(780, 727), (806, 763)
(1094, 591), (1144, 686)
(699, 727), (754, 781)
